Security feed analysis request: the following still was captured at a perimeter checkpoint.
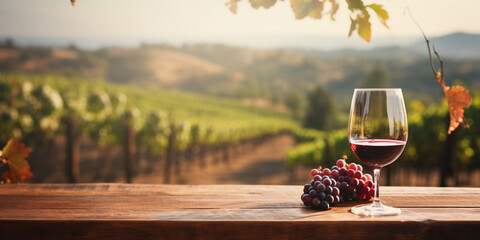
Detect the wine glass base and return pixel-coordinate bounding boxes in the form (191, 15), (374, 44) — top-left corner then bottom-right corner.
(351, 203), (401, 216)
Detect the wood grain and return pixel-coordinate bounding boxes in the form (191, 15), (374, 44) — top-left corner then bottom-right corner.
(0, 184), (479, 239)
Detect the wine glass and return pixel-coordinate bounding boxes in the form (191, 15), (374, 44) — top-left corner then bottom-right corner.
(348, 88), (408, 216)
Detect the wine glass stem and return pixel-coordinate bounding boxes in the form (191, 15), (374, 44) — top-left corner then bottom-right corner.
(373, 168), (381, 206)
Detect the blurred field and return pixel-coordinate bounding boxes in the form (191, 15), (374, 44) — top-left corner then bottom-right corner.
(26, 132), (480, 187)
(1, 40), (479, 187)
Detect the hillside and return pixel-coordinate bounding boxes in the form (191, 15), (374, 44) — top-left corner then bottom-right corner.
(103, 47), (231, 88)
(1, 32), (479, 113)
(11, 73), (296, 128)
(411, 32), (480, 59)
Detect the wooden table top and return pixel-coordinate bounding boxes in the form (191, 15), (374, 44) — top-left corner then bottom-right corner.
(1, 184), (479, 240)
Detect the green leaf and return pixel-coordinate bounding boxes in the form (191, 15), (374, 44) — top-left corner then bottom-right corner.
(348, 18), (357, 37)
(357, 12), (371, 42)
(368, 4), (389, 28)
(346, 0), (365, 11)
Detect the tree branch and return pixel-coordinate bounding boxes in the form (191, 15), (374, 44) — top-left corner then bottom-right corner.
(432, 45), (445, 86)
(405, 7), (437, 78)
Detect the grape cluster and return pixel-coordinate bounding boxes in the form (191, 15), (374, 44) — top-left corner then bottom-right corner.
(300, 158), (375, 211)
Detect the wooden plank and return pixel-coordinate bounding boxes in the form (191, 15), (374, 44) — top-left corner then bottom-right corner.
(1, 184), (480, 240)
(0, 219), (478, 240)
(1, 184), (480, 220)
(1, 184), (479, 208)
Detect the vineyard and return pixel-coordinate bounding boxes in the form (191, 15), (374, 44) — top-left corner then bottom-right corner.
(0, 72), (298, 183)
(1, 71), (479, 186)
(287, 94), (480, 186)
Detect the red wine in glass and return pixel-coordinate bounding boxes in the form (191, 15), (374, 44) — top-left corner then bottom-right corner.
(350, 139), (406, 169)
(348, 88), (407, 216)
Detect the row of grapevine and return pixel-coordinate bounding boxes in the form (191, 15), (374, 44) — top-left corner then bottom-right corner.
(287, 129), (348, 168)
(0, 73), (298, 182)
(286, 94), (480, 186)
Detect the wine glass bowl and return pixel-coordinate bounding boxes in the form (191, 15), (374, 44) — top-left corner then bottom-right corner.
(348, 88), (408, 216)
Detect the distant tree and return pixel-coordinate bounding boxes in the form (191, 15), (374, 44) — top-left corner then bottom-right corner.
(357, 67), (390, 88)
(67, 43), (79, 51)
(2, 38), (17, 49)
(285, 90), (306, 119)
(304, 86), (337, 131)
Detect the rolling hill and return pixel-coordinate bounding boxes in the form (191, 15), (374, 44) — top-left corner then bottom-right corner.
(1, 32), (479, 112)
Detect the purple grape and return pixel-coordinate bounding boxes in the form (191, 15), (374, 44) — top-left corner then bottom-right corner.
(338, 175), (345, 182)
(339, 167), (347, 176)
(320, 200), (330, 210)
(357, 164), (363, 172)
(357, 192), (367, 200)
(331, 179), (337, 187)
(301, 194), (312, 206)
(361, 185), (370, 194)
(317, 191), (326, 200)
(344, 176), (352, 184)
(354, 170), (363, 179)
(348, 163), (357, 171)
(336, 159), (346, 168)
(332, 187), (340, 197)
(347, 185), (357, 194)
(303, 184), (311, 194)
(325, 186), (333, 194)
(347, 169), (355, 178)
(351, 192), (357, 201)
(316, 183), (326, 192)
(325, 194), (334, 204)
(312, 198), (321, 208)
(351, 178), (359, 187)
(358, 179), (365, 188)
(365, 180), (374, 188)
(323, 178), (332, 186)
(331, 170), (340, 179)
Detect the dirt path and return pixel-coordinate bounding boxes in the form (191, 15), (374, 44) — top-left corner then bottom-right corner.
(28, 134), (311, 185)
(134, 134), (309, 185)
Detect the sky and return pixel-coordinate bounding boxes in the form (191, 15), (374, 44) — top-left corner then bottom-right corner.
(1, 0), (479, 50)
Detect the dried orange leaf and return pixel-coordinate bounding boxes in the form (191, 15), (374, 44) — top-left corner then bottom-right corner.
(1, 139), (33, 181)
(1, 170), (15, 183)
(443, 85), (472, 134)
(329, 0), (339, 20)
(227, 0), (241, 13)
